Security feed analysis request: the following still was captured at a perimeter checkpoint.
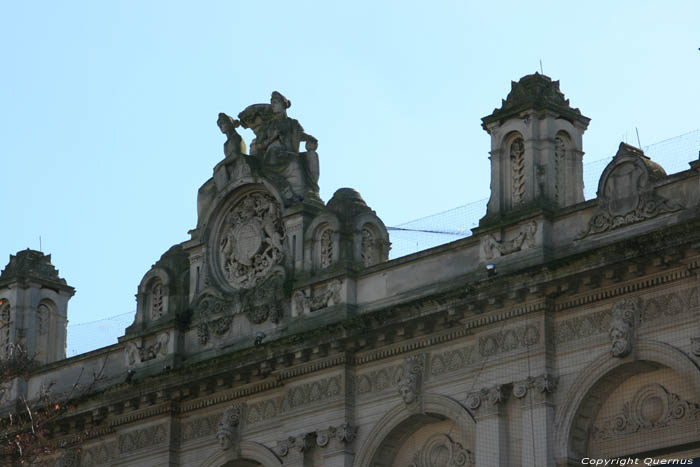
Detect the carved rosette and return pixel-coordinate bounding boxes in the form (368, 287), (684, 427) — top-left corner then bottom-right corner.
(216, 192), (285, 290)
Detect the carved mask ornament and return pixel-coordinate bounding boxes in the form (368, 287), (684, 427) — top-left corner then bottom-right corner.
(398, 356), (423, 405)
(609, 299), (638, 358)
(217, 404), (243, 451)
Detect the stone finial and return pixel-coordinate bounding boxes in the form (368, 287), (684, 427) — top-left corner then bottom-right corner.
(397, 355), (424, 405)
(609, 299), (638, 358)
(216, 403), (244, 450)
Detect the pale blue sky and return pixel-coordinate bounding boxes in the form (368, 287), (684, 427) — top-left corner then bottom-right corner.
(2, 1), (699, 331)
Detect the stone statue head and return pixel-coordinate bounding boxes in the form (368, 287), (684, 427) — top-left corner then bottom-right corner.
(271, 91), (291, 113)
(609, 299), (637, 358)
(397, 356), (423, 404)
(216, 404), (243, 450)
(217, 113), (238, 134)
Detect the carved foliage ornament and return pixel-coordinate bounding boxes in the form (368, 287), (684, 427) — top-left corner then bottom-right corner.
(408, 433), (474, 467)
(217, 192), (285, 290)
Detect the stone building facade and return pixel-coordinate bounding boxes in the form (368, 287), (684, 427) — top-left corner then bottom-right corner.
(2, 74), (700, 466)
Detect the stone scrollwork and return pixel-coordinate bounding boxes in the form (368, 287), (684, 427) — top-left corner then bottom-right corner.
(609, 298), (638, 358)
(407, 433), (474, 467)
(217, 192), (285, 290)
(397, 355), (424, 405)
(483, 221), (537, 260)
(591, 383), (700, 441)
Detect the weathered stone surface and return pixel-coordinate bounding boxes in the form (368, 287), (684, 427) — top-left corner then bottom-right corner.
(4, 75), (700, 467)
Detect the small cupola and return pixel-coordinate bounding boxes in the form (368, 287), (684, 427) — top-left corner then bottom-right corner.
(480, 73), (590, 227)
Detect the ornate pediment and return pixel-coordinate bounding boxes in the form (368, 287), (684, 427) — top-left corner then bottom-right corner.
(578, 143), (682, 239)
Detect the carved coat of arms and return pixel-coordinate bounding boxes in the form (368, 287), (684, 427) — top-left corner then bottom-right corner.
(217, 192), (285, 289)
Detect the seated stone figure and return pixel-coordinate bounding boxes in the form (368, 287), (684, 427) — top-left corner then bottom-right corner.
(216, 112), (254, 181)
(238, 91), (320, 202)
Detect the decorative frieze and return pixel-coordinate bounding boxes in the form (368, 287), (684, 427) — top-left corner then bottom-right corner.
(478, 324), (540, 357)
(80, 442), (116, 467)
(354, 363), (403, 396)
(180, 413), (220, 443)
(118, 424), (167, 455)
(246, 375), (344, 425)
(430, 345), (476, 377)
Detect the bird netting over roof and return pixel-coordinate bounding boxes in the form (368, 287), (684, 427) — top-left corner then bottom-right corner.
(66, 130), (700, 357)
(388, 129), (700, 258)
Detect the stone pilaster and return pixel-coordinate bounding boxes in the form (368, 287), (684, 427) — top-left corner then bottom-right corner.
(513, 374), (557, 467)
(467, 384), (510, 467)
(316, 423), (357, 467)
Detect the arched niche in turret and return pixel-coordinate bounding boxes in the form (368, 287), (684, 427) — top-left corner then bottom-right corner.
(127, 245), (189, 335)
(304, 213), (341, 273)
(354, 213), (390, 268)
